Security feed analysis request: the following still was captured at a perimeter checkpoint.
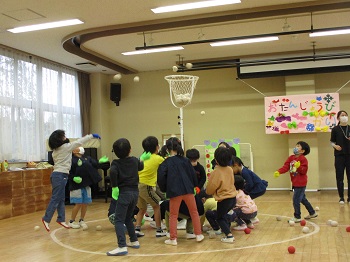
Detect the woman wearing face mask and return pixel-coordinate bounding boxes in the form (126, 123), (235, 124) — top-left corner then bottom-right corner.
(330, 110), (350, 204)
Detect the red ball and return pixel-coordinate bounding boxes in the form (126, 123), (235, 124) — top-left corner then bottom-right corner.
(300, 220), (306, 226)
(288, 246), (296, 254)
(244, 228), (251, 234)
(346, 226), (350, 232)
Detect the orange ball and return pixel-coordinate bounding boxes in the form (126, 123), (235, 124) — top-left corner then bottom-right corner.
(244, 228), (251, 234)
(288, 246), (296, 254)
(346, 226), (350, 232)
(300, 220), (306, 226)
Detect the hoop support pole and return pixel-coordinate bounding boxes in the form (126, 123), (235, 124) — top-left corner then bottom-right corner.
(179, 107), (184, 148)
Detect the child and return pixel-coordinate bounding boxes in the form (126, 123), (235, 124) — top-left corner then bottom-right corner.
(157, 137), (204, 246)
(229, 175), (258, 230)
(186, 148), (206, 191)
(42, 130), (100, 232)
(106, 138), (149, 256)
(68, 147), (99, 230)
(211, 142), (236, 170)
(134, 136), (166, 237)
(274, 141), (318, 222)
(205, 147), (237, 243)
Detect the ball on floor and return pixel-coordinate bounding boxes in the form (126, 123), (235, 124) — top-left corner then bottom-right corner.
(96, 225), (102, 231)
(331, 221), (338, 227)
(288, 246), (296, 254)
(289, 220), (295, 226)
(276, 216), (282, 221)
(302, 226), (310, 233)
(327, 220), (333, 226)
(34, 226), (40, 231)
(346, 226), (350, 232)
(244, 228), (251, 234)
(133, 76), (140, 82)
(200, 111), (205, 115)
(315, 206), (320, 211)
(300, 220), (306, 226)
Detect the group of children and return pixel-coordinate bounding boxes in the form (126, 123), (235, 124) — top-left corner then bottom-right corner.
(42, 129), (318, 257)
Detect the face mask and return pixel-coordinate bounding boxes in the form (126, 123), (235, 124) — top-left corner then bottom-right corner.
(340, 115), (348, 123)
(79, 147), (85, 155)
(293, 147), (299, 155)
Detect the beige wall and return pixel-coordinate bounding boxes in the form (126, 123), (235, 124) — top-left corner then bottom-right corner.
(90, 69), (350, 191)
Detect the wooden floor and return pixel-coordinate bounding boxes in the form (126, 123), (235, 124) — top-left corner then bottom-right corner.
(1, 191), (349, 262)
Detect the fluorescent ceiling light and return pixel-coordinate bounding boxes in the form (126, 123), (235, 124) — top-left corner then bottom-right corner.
(122, 46), (184, 55)
(151, 0), (241, 13)
(210, 36), (279, 46)
(309, 29), (350, 37)
(7, 19), (84, 33)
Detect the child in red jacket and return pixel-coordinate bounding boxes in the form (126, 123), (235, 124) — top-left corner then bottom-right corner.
(274, 141), (317, 223)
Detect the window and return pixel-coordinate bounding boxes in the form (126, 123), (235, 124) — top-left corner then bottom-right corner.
(0, 47), (82, 162)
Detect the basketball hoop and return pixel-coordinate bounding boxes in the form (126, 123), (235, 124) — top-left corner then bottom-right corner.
(165, 75), (199, 148)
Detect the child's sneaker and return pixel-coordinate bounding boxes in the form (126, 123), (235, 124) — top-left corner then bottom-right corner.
(247, 223), (255, 229)
(196, 234), (204, 242)
(177, 219), (187, 230)
(221, 236), (235, 243)
(251, 217), (260, 224)
(135, 229), (145, 237)
(79, 220), (88, 230)
(165, 239), (177, 246)
(288, 217), (301, 223)
(202, 225), (210, 232)
(143, 213), (153, 221)
(304, 213), (318, 219)
(207, 229), (222, 235)
(106, 247), (128, 256)
(150, 221), (166, 229)
(233, 224), (247, 231)
(68, 221), (81, 229)
(108, 214), (115, 225)
(57, 221), (70, 229)
(42, 219), (50, 232)
(186, 233), (196, 239)
(126, 241), (140, 249)
(156, 230), (167, 237)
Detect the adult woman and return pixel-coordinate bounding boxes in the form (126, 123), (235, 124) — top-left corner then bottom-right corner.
(330, 110), (350, 204)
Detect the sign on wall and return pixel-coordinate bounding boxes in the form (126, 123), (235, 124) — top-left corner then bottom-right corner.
(264, 93), (339, 134)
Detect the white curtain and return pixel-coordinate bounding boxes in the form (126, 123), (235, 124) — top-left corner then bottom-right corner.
(0, 46), (82, 162)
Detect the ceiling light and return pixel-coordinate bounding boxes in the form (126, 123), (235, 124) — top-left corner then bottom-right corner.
(309, 28), (350, 37)
(210, 36), (279, 46)
(122, 46), (184, 55)
(151, 0), (241, 13)
(7, 19), (84, 33)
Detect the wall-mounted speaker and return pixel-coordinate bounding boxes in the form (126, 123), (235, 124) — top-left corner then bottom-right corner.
(110, 83), (121, 106)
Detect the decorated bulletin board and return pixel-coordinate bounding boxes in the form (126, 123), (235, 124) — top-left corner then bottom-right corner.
(264, 93), (339, 134)
(204, 139), (240, 176)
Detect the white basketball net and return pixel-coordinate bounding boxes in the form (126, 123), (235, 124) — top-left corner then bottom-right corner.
(165, 75), (199, 108)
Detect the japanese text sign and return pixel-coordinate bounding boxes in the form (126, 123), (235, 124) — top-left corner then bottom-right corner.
(264, 93), (339, 134)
